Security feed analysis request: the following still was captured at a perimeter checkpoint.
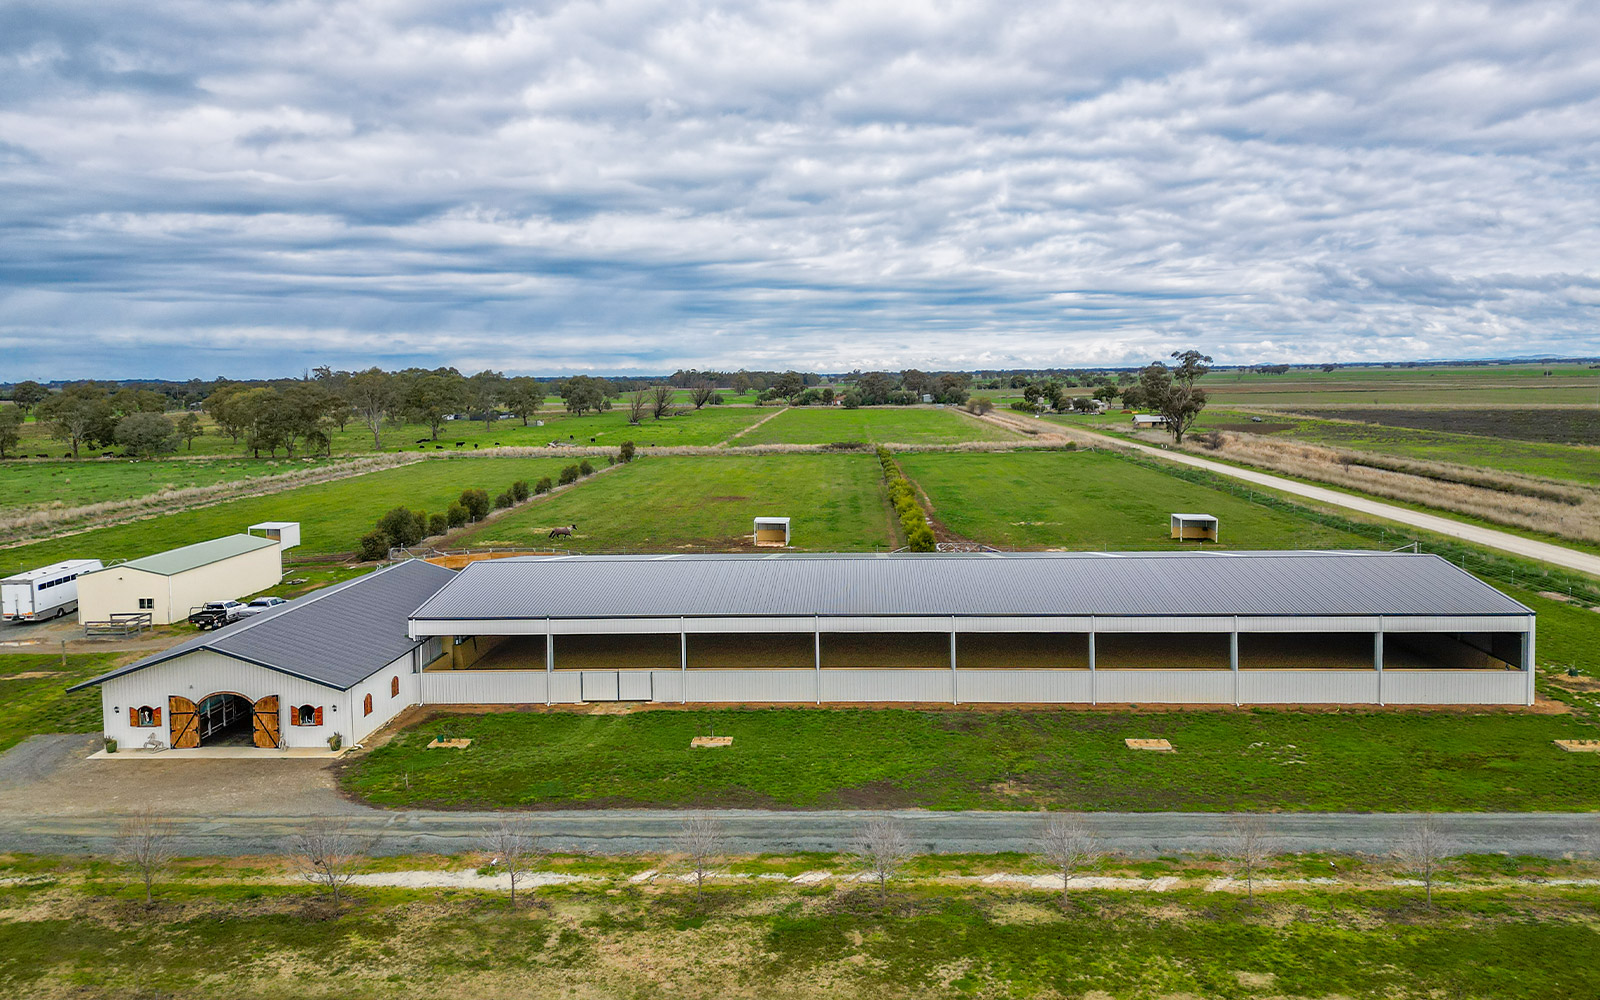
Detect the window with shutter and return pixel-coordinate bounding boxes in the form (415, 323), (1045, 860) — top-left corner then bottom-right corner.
(363, 694), (373, 716)
(391, 676), (400, 698)
(314, 706), (323, 726)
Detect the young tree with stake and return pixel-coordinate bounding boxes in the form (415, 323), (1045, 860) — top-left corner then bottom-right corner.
(1224, 817), (1271, 904)
(290, 819), (368, 904)
(853, 815), (913, 908)
(114, 807), (177, 906)
(482, 818), (546, 909)
(674, 811), (725, 904)
(1035, 814), (1103, 910)
(1394, 817), (1447, 910)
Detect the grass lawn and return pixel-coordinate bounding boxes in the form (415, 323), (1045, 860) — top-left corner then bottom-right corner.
(2, 875), (1598, 999)
(897, 448), (1373, 550)
(459, 454), (895, 552)
(0, 456), (580, 576)
(734, 406), (1019, 445)
(0, 457), (349, 514)
(0, 653), (122, 753)
(342, 704), (1600, 812)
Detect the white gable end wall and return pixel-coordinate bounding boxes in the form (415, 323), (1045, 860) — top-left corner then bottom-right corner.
(345, 648), (420, 745)
(99, 649), (367, 749)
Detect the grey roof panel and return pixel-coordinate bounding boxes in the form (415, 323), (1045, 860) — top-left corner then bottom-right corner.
(73, 560), (458, 691)
(91, 534), (278, 577)
(409, 551), (1530, 621)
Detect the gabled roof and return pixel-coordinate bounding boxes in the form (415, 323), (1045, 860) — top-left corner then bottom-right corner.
(72, 560), (457, 692)
(408, 551), (1532, 621)
(90, 534), (278, 577)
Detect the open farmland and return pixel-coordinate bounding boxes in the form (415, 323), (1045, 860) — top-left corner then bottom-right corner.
(733, 406), (1020, 445)
(1293, 406), (1600, 446)
(895, 448), (1372, 550)
(3, 862), (1599, 1000)
(0, 457), (349, 514)
(344, 702), (1600, 812)
(458, 453), (895, 552)
(0, 456), (579, 576)
(1202, 363), (1600, 406)
(14, 403), (769, 459)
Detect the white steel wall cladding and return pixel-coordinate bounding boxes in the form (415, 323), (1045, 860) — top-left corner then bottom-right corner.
(822, 669), (953, 702)
(1235, 617), (1381, 633)
(99, 650), (343, 749)
(955, 670), (1094, 703)
(1093, 617), (1237, 633)
(817, 617), (954, 633)
(956, 617), (1094, 633)
(1095, 670), (1235, 704)
(1381, 615), (1533, 633)
(1382, 670), (1525, 705)
(1238, 671), (1380, 704)
(347, 650), (416, 744)
(683, 669), (816, 703)
(421, 670), (550, 704)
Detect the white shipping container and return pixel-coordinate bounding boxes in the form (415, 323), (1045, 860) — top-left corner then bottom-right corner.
(2, 559), (103, 622)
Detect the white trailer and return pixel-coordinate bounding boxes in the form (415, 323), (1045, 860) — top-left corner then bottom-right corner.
(2, 559), (104, 623)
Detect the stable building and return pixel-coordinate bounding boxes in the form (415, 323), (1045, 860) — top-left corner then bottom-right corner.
(73, 560), (456, 750)
(408, 551), (1537, 707)
(76, 533), (287, 626)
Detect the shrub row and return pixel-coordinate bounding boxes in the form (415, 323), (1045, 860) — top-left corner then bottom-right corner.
(877, 446), (936, 552)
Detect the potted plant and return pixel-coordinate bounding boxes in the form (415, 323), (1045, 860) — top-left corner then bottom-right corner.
(104, 736), (117, 754)
(327, 733), (343, 752)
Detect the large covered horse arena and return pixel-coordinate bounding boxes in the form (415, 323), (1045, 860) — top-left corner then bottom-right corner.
(75, 550), (1537, 752)
(410, 551), (1535, 708)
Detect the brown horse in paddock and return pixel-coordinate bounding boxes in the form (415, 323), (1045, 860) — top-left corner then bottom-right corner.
(549, 524), (576, 538)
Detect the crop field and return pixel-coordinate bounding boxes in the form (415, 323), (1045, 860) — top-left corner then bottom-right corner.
(895, 448), (1372, 550)
(1293, 406), (1600, 446)
(344, 702), (1600, 812)
(0, 456), (579, 577)
(3, 864), (1598, 999)
(1201, 363), (1600, 406)
(0, 457), (350, 514)
(733, 406), (1020, 445)
(1191, 409), (1600, 486)
(459, 454), (895, 552)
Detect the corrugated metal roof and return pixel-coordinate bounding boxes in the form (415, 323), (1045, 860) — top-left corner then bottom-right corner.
(92, 534), (278, 577)
(409, 551), (1531, 621)
(72, 560), (458, 691)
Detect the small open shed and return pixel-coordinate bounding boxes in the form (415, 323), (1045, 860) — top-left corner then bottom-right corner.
(753, 516), (791, 547)
(1132, 414), (1169, 429)
(1170, 513), (1218, 542)
(248, 521), (301, 551)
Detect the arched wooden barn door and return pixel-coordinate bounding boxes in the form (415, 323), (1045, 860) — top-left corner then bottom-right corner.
(252, 695), (280, 748)
(168, 696), (199, 749)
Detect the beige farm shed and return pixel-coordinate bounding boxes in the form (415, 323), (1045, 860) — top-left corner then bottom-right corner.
(1170, 513), (1219, 542)
(754, 516), (791, 546)
(76, 534), (285, 626)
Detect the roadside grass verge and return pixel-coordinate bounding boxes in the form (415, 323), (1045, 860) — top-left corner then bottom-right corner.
(457, 453), (895, 553)
(895, 448), (1374, 550)
(0, 456), (581, 576)
(0, 653), (122, 753)
(0, 874), (1597, 998)
(341, 705), (1600, 812)
(735, 406), (1021, 446)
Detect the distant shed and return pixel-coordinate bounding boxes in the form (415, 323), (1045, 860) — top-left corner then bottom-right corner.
(1170, 513), (1219, 542)
(754, 517), (791, 547)
(248, 521), (301, 551)
(76, 534), (283, 626)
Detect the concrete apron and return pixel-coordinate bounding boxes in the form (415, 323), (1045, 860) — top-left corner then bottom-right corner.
(90, 747), (349, 761)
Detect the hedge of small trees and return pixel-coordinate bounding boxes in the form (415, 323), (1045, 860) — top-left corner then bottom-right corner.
(877, 447), (936, 552)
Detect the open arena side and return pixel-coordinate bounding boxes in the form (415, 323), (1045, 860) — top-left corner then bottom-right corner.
(408, 551), (1536, 707)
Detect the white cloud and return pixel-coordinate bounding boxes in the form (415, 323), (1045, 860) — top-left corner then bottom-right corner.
(1, 0), (1597, 377)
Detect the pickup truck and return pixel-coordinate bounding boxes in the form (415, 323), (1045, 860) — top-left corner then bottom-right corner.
(188, 600), (247, 630)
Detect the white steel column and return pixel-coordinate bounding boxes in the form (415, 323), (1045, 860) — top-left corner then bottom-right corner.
(1088, 616), (1097, 706)
(1374, 616), (1384, 707)
(1229, 619), (1240, 707)
(545, 618), (553, 707)
(680, 617), (687, 705)
(814, 616), (822, 705)
(1523, 626), (1536, 707)
(950, 616), (958, 705)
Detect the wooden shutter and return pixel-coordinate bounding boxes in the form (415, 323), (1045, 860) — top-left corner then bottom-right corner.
(391, 676), (399, 697)
(363, 694), (372, 716)
(252, 695), (280, 749)
(314, 706), (323, 726)
(168, 697), (199, 749)
(129, 707), (138, 726)
(152, 707), (160, 726)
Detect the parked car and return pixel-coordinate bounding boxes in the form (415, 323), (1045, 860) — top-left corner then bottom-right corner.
(188, 600), (247, 630)
(239, 596), (289, 617)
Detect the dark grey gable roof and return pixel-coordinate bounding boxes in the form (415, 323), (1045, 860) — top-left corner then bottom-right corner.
(72, 560), (457, 692)
(409, 551), (1531, 621)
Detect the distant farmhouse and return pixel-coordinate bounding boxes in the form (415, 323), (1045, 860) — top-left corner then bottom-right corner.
(77, 551), (1535, 752)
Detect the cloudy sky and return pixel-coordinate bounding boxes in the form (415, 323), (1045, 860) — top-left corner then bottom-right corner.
(2, 0), (1597, 378)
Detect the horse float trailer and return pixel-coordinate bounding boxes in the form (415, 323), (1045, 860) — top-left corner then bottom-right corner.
(3, 559), (104, 622)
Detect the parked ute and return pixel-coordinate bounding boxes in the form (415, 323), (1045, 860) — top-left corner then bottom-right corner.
(239, 596), (288, 617)
(188, 600), (247, 630)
